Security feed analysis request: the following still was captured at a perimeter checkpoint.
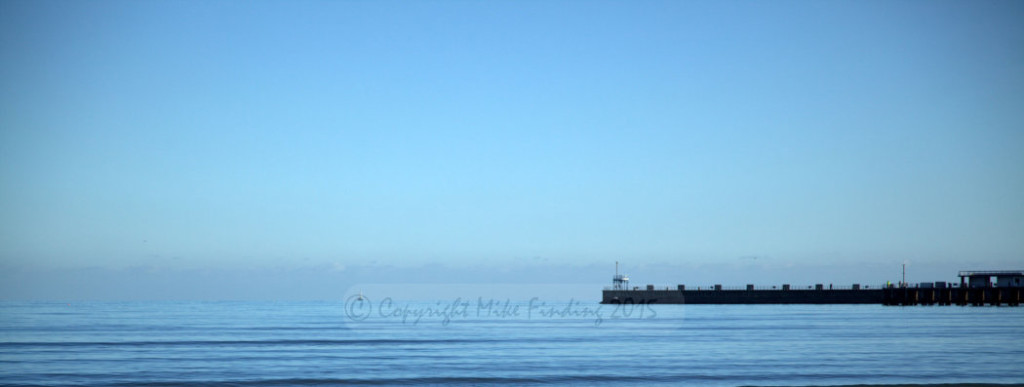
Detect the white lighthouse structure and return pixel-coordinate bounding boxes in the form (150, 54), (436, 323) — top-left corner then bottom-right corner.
(612, 261), (630, 290)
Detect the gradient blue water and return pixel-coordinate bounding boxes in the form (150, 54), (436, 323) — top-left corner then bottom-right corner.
(1, 301), (1022, 386)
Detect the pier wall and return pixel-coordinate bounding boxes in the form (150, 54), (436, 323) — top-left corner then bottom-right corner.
(882, 286), (1022, 306)
(602, 287), (1023, 306)
(602, 289), (882, 304)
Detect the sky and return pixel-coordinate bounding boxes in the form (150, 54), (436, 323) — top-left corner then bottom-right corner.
(1, 0), (1022, 300)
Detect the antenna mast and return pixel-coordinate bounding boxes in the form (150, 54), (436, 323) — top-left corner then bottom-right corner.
(612, 261), (629, 290)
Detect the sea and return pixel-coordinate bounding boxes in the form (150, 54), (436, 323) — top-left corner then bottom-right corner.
(1, 299), (1023, 386)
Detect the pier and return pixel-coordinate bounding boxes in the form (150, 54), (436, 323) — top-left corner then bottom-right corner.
(600, 269), (1024, 306)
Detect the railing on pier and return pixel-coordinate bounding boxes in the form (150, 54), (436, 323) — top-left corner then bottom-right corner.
(603, 284), (889, 291)
(958, 270), (1024, 277)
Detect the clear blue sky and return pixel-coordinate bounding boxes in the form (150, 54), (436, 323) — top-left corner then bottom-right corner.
(2, 1), (1022, 299)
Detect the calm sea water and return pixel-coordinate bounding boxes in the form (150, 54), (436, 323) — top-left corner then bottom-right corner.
(1, 300), (1022, 386)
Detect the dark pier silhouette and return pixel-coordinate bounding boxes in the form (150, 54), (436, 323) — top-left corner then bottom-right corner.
(601, 270), (1023, 306)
